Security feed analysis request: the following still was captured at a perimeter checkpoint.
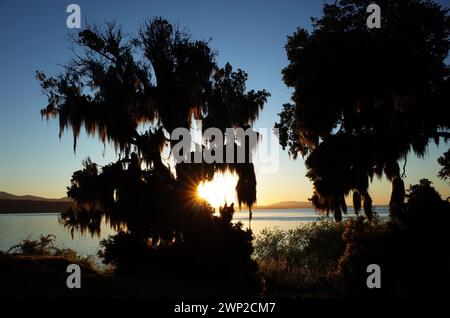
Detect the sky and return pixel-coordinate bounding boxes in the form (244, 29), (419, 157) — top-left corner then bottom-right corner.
(0, 0), (449, 205)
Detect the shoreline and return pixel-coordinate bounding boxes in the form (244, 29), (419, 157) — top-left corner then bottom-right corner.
(0, 199), (71, 214)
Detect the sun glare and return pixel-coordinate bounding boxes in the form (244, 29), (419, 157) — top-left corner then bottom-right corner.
(197, 173), (238, 208)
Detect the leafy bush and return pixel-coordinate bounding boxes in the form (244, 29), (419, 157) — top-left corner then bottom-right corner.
(255, 180), (450, 298)
(335, 179), (450, 297)
(7, 234), (96, 271)
(254, 220), (345, 292)
(8, 234), (57, 256)
(98, 231), (152, 273)
(98, 203), (262, 294)
(333, 217), (391, 297)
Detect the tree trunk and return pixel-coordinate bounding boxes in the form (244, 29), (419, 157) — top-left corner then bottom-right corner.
(389, 177), (405, 218)
(334, 197), (342, 222)
(363, 193), (373, 221)
(353, 191), (361, 216)
(340, 196), (347, 215)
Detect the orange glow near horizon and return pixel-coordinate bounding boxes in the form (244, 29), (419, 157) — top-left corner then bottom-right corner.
(197, 172), (238, 209)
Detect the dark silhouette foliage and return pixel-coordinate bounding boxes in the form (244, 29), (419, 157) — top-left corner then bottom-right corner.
(275, 0), (450, 221)
(37, 17), (269, 290)
(7, 234), (96, 271)
(335, 179), (450, 297)
(438, 148), (450, 186)
(254, 221), (345, 293)
(97, 203), (261, 292)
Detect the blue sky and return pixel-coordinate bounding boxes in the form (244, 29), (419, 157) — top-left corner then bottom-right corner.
(0, 0), (448, 204)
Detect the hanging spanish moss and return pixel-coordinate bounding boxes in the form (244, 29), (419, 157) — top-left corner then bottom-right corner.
(38, 18), (269, 242)
(275, 0), (450, 221)
(363, 193), (373, 221)
(352, 191), (361, 217)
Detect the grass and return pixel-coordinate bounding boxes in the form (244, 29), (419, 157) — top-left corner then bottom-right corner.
(6, 234), (98, 272)
(253, 219), (346, 296)
(0, 234), (261, 297)
(0, 225), (348, 297)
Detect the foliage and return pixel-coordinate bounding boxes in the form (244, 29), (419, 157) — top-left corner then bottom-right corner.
(405, 178), (447, 215)
(8, 234), (57, 256)
(97, 203), (262, 293)
(335, 179), (450, 297)
(37, 18), (269, 218)
(334, 217), (392, 296)
(37, 17), (270, 290)
(438, 148), (450, 185)
(254, 220), (345, 291)
(7, 234), (96, 271)
(255, 179), (450, 296)
(275, 0), (450, 220)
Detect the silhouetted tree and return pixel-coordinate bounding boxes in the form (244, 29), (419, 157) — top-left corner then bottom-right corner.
(335, 178), (450, 297)
(405, 178), (447, 214)
(37, 18), (268, 286)
(275, 0), (450, 221)
(438, 148), (450, 187)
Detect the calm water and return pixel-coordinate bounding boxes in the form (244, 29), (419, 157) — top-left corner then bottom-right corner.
(234, 206), (389, 234)
(0, 213), (116, 263)
(0, 207), (389, 259)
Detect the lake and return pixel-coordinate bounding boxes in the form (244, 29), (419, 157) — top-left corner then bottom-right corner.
(0, 207), (389, 262)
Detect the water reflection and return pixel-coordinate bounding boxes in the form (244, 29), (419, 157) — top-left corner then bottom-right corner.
(0, 207), (389, 261)
(0, 213), (116, 264)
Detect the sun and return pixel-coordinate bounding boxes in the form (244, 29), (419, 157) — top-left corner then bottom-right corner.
(197, 172), (238, 208)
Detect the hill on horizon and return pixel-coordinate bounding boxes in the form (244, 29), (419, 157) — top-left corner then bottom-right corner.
(0, 192), (387, 211)
(0, 191), (70, 202)
(0, 192), (71, 214)
(254, 201), (313, 209)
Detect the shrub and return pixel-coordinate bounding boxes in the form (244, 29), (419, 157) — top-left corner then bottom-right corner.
(8, 234), (57, 256)
(254, 220), (345, 292)
(7, 234), (96, 271)
(335, 179), (450, 297)
(333, 217), (391, 297)
(98, 203), (262, 294)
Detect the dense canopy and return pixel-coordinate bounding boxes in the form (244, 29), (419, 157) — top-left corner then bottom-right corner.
(38, 18), (270, 237)
(275, 0), (450, 220)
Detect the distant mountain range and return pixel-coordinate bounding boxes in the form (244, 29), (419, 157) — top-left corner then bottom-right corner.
(0, 191), (314, 213)
(254, 201), (313, 209)
(0, 191), (70, 202)
(0, 192), (71, 213)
